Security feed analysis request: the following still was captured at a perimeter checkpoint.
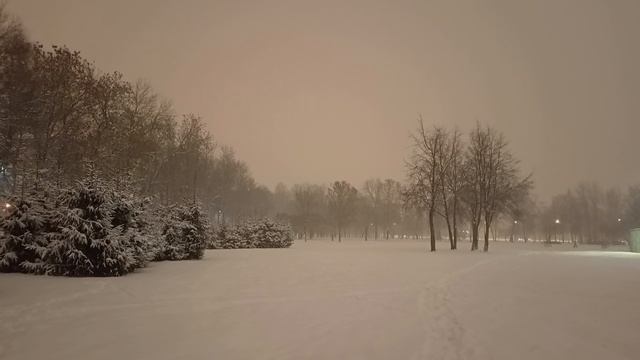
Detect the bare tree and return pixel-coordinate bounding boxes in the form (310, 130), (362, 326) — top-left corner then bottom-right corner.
(438, 128), (464, 249)
(327, 181), (358, 242)
(405, 118), (447, 252)
(362, 179), (383, 239)
(292, 184), (325, 241)
(463, 124), (531, 251)
(380, 179), (402, 239)
(363, 178), (402, 240)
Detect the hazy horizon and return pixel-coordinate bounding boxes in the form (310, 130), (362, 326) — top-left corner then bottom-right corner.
(9, 0), (640, 199)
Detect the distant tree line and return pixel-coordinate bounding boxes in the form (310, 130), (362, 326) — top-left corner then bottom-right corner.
(274, 179), (411, 243)
(529, 183), (640, 246)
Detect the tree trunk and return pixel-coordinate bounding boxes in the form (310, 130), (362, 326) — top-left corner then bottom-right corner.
(484, 221), (491, 252)
(451, 198), (458, 250)
(443, 213), (454, 250)
(471, 222), (479, 250)
(441, 192), (454, 250)
(428, 208), (436, 252)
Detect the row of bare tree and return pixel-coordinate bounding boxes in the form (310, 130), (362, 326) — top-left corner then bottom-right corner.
(0, 5), (270, 222)
(536, 183), (640, 245)
(405, 118), (532, 252)
(272, 179), (412, 242)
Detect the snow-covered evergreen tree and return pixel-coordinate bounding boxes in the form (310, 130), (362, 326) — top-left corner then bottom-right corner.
(209, 224), (248, 249)
(41, 179), (136, 276)
(155, 204), (209, 260)
(0, 193), (54, 273)
(209, 219), (293, 249)
(250, 219), (294, 248)
(108, 190), (155, 268)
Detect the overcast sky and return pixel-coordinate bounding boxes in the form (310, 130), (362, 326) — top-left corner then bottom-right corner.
(8, 0), (640, 200)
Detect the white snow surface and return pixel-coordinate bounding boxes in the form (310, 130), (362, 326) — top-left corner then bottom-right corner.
(1, 240), (639, 360)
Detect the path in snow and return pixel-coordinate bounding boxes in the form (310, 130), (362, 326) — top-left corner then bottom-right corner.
(1, 240), (639, 360)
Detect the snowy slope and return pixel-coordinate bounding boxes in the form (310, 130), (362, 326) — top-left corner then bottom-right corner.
(1, 240), (639, 360)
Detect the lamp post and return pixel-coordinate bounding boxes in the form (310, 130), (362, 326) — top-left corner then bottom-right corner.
(554, 219), (560, 243)
(617, 218), (623, 245)
(365, 222), (373, 241)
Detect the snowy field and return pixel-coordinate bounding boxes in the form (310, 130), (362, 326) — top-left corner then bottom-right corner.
(1, 240), (639, 360)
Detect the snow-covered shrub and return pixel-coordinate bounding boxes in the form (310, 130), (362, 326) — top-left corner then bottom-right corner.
(208, 224), (251, 249)
(1, 177), (212, 275)
(0, 193), (54, 273)
(211, 219), (293, 249)
(154, 204), (209, 261)
(247, 219), (293, 248)
(108, 193), (156, 268)
(41, 180), (137, 276)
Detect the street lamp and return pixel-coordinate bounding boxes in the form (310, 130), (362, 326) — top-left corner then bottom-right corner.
(554, 219), (560, 242)
(510, 220), (519, 242)
(365, 223), (374, 241)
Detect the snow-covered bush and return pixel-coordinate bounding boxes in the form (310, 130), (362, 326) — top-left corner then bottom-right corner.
(40, 180), (137, 276)
(211, 219), (293, 249)
(108, 193), (156, 268)
(154, 204), (209, 261)
(0, 193), (54, 273)
(247, 219), (293, 248)
(209, 224), (251, 249)
(1, 175), (213, 275)
(0, 179), (156, 276)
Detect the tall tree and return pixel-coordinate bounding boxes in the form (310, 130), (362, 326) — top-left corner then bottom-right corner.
(466, 124), (532, 251)
(438, 128), (464, 249)
(0, 4), (31, 193)
(405, 118), (447, 251)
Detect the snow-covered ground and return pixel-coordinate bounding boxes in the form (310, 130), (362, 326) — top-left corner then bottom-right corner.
(1, 240), (639, 360)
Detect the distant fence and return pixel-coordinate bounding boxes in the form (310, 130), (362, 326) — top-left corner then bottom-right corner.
(630, 229), (640, 253)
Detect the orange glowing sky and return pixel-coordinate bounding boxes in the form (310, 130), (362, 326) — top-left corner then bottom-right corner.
(9, 0), (640, 199)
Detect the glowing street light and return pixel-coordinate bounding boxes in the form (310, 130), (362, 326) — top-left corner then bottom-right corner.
(514, 220), (518, 224)
(617, 218), (622, 223)
(553, 219), (561, 243)
(4, 203), (10, 209)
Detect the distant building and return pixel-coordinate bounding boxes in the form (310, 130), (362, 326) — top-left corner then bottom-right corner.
(630, 229), (640, 253)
